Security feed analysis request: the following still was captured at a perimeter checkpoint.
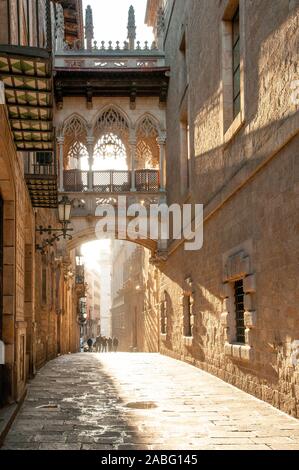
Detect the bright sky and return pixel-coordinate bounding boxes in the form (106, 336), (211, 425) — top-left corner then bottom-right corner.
(82, 0), (154, 45)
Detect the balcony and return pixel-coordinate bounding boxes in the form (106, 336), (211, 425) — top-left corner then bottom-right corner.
(63, 169), (160, 193)
(24, 152), (57, 208)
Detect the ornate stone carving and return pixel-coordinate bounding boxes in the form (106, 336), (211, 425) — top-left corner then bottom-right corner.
(55, 4), (65, 52)
(127, 6), (136, 50)
(85, 5), (94, 51)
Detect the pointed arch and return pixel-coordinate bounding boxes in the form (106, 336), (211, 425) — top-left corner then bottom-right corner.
(61, 114), (89, 169)
(62, 113), (89, 140)
(136, 113), (161, 169)
(93, 105), (131, 141)
(93, 105), (131, 168)
(135, 112), (162, 138)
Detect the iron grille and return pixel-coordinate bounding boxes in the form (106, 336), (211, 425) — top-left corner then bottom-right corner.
(24, 152), (55, 176)
(135, 169), (159, 192)
(63, 170), (88, 192)
(93, 171), (131, 193)
(232, 6), (241, 118)
(234, 279), (245, 343)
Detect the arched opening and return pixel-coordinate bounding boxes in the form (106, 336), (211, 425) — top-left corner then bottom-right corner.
(73, 237), (159, 355)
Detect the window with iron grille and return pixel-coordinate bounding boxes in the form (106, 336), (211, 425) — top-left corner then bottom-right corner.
(36, 151), (53, 165)
(160, 295), (167, 335)
(234, 279), (245, 343)
(232, 6), (241, 118)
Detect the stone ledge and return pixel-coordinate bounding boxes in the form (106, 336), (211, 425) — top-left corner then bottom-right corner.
(223, 111), (245, 145)
(224, 342), (254, 361)
(244, 310), (257, 328)
(183, 336), (193, 346)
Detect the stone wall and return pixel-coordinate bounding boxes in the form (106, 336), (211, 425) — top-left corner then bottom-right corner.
(0, 104), (79, 406)
(157, 0), (299, 417)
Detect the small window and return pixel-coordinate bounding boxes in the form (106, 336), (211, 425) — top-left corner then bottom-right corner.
(179, 31), (188, 91)
(234, 279), (245, 343)
(160, 294), (167, 335)
(183, 295), (192, 337)
(232, 7), (240, 118)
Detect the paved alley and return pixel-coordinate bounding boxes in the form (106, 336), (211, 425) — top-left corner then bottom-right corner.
(2, 353), (299, 450)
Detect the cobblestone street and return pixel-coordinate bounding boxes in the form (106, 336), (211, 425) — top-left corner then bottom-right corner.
(2, 353), (299, 450)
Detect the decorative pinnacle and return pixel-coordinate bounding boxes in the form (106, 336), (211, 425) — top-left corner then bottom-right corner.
(85, 5), (94, 51)
(127, 5), (136, 50)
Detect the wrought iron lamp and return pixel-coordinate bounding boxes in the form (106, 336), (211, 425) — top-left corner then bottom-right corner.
(36, 196), (73, 252)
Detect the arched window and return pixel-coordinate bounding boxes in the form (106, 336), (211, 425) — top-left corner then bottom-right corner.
(93, 133), (128, 171)
(95, 108), (129, 143)
(62, 115), (88, 169)
(136, 116), (159, 169)
(67, 141), (88, 169)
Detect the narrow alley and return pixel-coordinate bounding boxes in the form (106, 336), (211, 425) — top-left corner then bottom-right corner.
(2, 353), (299, 451)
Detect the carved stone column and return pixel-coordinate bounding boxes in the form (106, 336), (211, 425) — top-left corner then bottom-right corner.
(87, 136), (94, 191)
(157, 133), (166, 191)
(55, 4), (65, 52)
(57, 136), (64, 192)
(129, 133), (137, 192)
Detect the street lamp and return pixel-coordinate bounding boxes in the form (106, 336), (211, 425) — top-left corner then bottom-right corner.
(58, 196), (72, 227)
(36, 196), (74, 252)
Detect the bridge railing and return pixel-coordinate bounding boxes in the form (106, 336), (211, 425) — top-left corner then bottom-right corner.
(62, 169), (160, 193)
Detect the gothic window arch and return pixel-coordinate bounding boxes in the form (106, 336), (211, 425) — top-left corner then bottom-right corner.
(63, 115), (88, 141)
(93, 133), (128, 170)
(136, 115), (160, 169)
(94, 108), (130, 145)
(62, 115), (88, 168)
(67, 141), (89, 169)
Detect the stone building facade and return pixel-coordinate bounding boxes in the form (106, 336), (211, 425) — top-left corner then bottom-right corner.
(0, 1), (80, 409)
(146, 0), (299, 417)
(111, 242), (160, 353)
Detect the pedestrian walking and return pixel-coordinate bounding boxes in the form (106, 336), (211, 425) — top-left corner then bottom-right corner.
(108, 337), (113, 352)
(87, 337), (93, 352)
(101, 336), (107, 352)
(112, 336), (119, 352)
(95, 336), (101, 352)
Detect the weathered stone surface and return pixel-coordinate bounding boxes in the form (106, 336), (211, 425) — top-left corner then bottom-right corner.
(2, 353), (299, 450)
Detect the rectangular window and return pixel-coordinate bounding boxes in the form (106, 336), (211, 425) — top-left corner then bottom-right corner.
(160, 296), (167, 335)
(234, 279), (245, 343)
(232, 7), (241, 118)
(179, 32), (188, 92)
(180, 115), (190, 194)
(184, 295), (192, 337)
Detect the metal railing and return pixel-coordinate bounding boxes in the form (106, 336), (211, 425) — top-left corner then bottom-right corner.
(135, 169), (160, 192)
(93, 171), (131, 193)
(24, 151), (57, 177)
(63, 170), (89, 192)
(62, 169), (160, 193)
(2, 0), (53, 51)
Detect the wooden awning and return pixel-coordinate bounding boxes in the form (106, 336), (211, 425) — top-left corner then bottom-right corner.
(0, 46), (54, 151)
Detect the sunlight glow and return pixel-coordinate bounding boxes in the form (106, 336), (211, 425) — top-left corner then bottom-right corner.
(81, 240), (111, 270)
